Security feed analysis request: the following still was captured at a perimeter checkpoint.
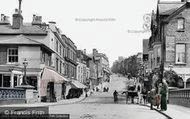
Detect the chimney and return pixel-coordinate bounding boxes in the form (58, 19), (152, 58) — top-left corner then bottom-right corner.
(12, 0), (23, 29)
(83, 49), (86, 55)
(93, 49), (98, 56)
(0, 14), (10, 25)
(32, 14), (42, 25)
(181, 0), (187, 2)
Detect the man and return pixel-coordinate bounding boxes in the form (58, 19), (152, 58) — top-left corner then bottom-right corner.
(137, 84), (142, 104)
(113, 90), (118, 103)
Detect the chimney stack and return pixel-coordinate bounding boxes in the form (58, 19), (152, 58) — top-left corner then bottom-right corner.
(83, 49), (86, 55)
(12, 0), (23, 29)
(0, 14), (10, 25)
(32, 14), (42, 26)
(93, 49), (98, 56)
(181, 0), (187, 2)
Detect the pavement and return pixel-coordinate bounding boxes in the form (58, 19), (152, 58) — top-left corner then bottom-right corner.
(0, 93), (88, 107)
(147, 104), (190, 119)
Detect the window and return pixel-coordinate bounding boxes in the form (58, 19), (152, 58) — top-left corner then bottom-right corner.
(157, 47), (161, 64)
(178, 18), (185, 31)
(63, 48), (65, 58)
(0, 74), (2, 87)
(59, 44), (62, 56)
(8, 48), (18, 63)
(56, 58), (59, 72)
(41, 51), (45, 63)
(3, 75), (10, 87)
(56, 40), (58, 52)
(60, 61), (62, 74)
(176, 44), (185, 64)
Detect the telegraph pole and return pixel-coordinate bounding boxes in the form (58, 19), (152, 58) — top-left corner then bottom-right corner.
(160, 22), (166, 83)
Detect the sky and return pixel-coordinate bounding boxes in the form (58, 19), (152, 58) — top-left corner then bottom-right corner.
(0, 0), (167, 66)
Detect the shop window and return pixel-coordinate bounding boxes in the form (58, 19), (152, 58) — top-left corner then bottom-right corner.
(27, 76), (37, 90)
(176, 44), (186, 64)
(14, 76), (18, 87)
(7, 48), (18, 63)
(3, 75), (10, 87)
(0, 74), (2, 87)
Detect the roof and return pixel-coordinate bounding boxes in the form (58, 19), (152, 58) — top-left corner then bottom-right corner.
(0, 35), (42, 45)
(0, 24), (47, 35)
(158, 2), (185, 15)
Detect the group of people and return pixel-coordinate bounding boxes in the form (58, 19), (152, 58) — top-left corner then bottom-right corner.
(113, 78), (168, 111)
(150, 79), (168, 111)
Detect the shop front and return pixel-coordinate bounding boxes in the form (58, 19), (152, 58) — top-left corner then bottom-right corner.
(66, 80), (87, 99)
(40, 68), (69, 102)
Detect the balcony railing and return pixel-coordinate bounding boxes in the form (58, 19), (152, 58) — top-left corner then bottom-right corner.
(169, 88), (190, 108)
(0, 87), (25, 100)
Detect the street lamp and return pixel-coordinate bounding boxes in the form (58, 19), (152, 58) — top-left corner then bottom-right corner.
(22, 58), (28, 85)
(168, 64), (173, 71)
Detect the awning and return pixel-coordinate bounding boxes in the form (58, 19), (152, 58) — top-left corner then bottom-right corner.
(70, 80), (87, 89)
(40, 68), (69, 96)
(41, 68), (69, 83)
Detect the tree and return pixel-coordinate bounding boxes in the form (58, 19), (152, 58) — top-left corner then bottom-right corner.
(111, 54), (141, 77)
(164, 70), (184, 88)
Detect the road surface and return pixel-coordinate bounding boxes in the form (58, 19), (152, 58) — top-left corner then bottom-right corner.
(49, 74), (167, 119)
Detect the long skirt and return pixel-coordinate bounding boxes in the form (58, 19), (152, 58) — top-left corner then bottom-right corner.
(161, 95), (167, 110)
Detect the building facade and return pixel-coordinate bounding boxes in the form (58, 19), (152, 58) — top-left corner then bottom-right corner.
(0, 0), (80, 103)
(148, 0), (190, 88)
(76, 50), (92, 87)
(92, 49), (111, 90)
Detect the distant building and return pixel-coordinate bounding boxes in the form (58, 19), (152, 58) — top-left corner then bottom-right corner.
(92, 49), (111, 90)
(76, 50), (92, 87)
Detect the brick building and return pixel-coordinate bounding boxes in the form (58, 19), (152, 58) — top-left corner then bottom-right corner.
(148, 0), (190, 88)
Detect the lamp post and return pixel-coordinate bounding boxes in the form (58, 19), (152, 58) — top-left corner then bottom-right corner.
(168, 64), (173, 71)
(22, 58), (28, 85)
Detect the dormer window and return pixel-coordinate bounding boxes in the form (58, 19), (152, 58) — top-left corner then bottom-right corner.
(177, 18), (185, 31)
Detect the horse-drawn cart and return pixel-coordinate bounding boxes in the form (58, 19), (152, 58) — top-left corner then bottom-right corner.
(122, 85), (138, 103)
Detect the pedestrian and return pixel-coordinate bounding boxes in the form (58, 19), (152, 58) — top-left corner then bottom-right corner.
(150, 88), (156, 110)
(137, 84), (141, 104)
(160, 79), (168, 111)
(113, 90), (118, 103)
(142, 88), (147, 105)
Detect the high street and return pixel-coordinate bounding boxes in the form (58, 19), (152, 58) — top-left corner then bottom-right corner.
(49, 75), (167, 119)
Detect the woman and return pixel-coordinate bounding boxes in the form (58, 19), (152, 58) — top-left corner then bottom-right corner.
(160, 79), (168, 111)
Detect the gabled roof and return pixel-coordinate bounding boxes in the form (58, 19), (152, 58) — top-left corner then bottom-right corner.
(0, 35), (55, 53)
(0, 24), (47, 35)
(0, 35), (42, 45)
(158, 2), (185, 15)
(164, 2), (190, 22)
